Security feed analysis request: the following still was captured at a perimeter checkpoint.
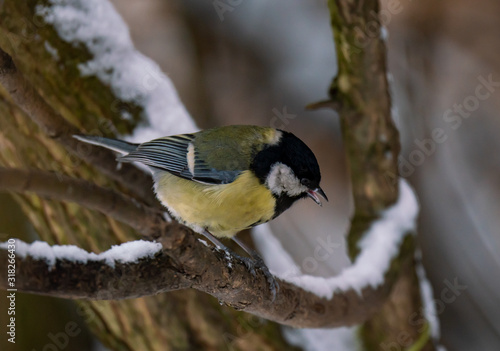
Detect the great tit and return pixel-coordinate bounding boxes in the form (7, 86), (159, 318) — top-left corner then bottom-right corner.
(75, 125), (327, 298)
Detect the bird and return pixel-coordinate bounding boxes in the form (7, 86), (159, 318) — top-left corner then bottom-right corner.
(75, 125), (327, 299)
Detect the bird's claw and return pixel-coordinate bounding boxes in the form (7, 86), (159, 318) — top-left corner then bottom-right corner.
(235, 253), (279, 301)
(239, 256), (257, 276)
(253, 255), (279, 301)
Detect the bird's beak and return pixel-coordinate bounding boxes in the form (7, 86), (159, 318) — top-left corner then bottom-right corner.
(306, 187), (328, 207)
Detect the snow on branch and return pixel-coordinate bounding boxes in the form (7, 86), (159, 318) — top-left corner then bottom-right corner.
(36, 0), (197, 140)
(254, 179), (419, 299)
(0, 224), (406, 328)
(0, 239), (162, 269)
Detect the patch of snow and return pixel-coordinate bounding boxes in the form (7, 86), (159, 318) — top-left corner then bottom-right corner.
(197, 239), (209, 247)
(99, 240), (162, 268)
(163, 212), (173, 222)
(225, 250), (233, 269)
(282, 326), (360, 351)
(415, 250), (440, 339)
(53, 243), (97, 265)
(380, 26), (389, 41)
(0, 239), (162, 270)
(252, 223), (301, 278)
(36, 0), (197, 143)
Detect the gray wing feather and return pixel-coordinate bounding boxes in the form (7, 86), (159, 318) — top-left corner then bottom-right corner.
(119, 134), (241, 184)
(73, 135), (138, 154)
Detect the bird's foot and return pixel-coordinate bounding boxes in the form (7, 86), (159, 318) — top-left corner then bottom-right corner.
(234, 253), (279, 301)
(199, 231), (279, 301)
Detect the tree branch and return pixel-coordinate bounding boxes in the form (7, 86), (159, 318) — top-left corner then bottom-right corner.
(0, 235), (407, 329)
(326, 1), (434, 349)
(327, 0), (401, 258)
(0, 166), (411, 328)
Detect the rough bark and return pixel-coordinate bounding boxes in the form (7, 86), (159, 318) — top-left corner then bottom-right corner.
(323, 1), (434, 349)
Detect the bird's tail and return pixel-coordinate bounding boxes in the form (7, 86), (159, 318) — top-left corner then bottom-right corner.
(73, 135), (138, 155)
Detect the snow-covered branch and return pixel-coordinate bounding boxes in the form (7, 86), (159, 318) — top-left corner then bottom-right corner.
(0, 165), (418, 328)
(35, 0), (196, 141)
(0, 223), (413, 329)
(254, 179), (418, 299)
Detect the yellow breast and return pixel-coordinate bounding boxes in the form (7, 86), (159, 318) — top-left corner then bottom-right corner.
(153, 171), (276, 237)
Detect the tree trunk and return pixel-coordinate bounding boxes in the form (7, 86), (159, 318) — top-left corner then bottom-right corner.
(326, 1), (434, 349)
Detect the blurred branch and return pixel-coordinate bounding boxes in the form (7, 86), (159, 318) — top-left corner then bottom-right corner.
(0, 167), (165, 238)
(0, 48), (157, 205)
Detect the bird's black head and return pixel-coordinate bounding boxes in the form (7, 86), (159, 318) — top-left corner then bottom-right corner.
(251, 130), (327, 217)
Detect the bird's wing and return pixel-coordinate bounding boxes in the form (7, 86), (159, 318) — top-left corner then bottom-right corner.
(119, 133), (242, 184)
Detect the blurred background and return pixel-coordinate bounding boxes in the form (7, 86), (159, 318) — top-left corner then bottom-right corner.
(1, 0), (499, 350)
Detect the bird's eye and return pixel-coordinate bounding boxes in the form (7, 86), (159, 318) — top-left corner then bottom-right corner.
(300, 178), (311, 187)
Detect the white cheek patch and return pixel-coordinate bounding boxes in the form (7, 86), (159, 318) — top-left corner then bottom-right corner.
(265, 162), (308, 197)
